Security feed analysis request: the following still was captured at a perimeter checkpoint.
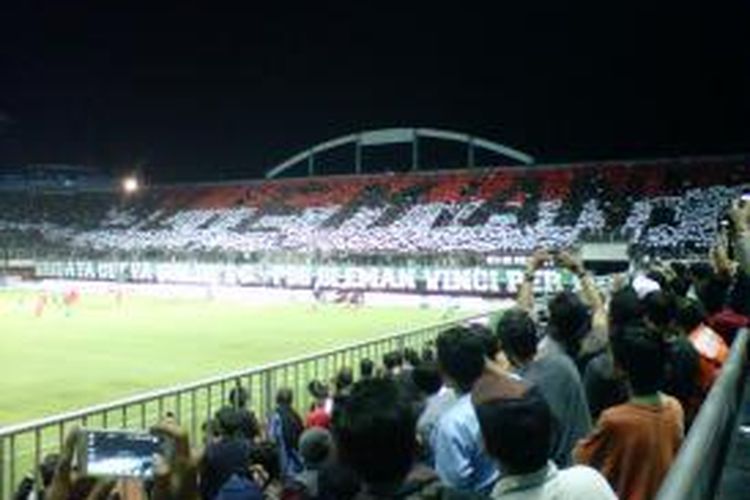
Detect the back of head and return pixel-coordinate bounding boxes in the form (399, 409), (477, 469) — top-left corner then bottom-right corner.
(359, 357), (375, 378)
(475, 392), (552, 475)
(611, 325), (666, 396)
(411, 361), (443, 396)
(421, 345), (435, 363)
(547, 291), (591, 352)
(298, 427), (334, 470)
(382, 351), (402, 371)
(335, 367), (354, 393)
(496, 308), (538, 365)
(436, 326), (486, 392)
(642, 290), (677, 331)
(215, 406), (245, 439)
(403, 347), (421, 367)
(689, 262), (714, 283)
(608, 286), (644, 333)
(276, 387), (294, 407)
(40, 453), (60, 487)
(308, 380), (329, 400)
(667, 262), (691, 297)
(675, 297), (707, 334)
(229, 386), (248, 408)
(469, 322), (500, 360)
(332, 378), (416, 488)
(695, 275), (730, 315)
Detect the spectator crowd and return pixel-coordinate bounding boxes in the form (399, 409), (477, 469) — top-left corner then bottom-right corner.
(1, 160), (749, 261)
(11, 197), (750, 500)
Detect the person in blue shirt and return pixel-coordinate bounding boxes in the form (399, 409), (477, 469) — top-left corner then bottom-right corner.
(268, 387), (304, 478)
(432, 326), (500, 494)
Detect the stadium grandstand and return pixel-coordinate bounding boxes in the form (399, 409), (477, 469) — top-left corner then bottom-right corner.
(0, 163), (115, 191)
(2, 132), (750, 500)
(2, 155), (750, 260)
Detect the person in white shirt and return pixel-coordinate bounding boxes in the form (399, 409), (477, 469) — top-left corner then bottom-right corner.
(474, 388), (616, 500)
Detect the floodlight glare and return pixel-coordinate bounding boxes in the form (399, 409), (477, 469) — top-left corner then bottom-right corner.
(122, 176), (139, 193)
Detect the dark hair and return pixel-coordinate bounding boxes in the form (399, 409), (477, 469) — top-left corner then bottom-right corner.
(411, 362), (443, 395)
(663, 337), (701, 404)
(689, 262), (714, 282)
(436, 326), (485, 392)
(308, 379), (329, 400)
(496, 308), (538, 365)
(642, 290), (677, 330)
(669, 262), (691, 297)
(476, 392), (552, 475)
(332, 378), (416, 488)
(670, 261), (688, 278)
(676, 298), (707, 333)
(229, 385), (248, 408)
(421, 346), (435, 363)
(299, 428), (333, 468)
(403, 347), (421, 367)
(383, 351), (403, 371)
(608, 286), (643, 333)
(214, 406), (245, 438)
(611, 325), (666, 395)
(276, 387), (294, 406)
(359, 358), (375, 378)
(695, 275), (730, 315)
(470, 323), (500, 359)
(40, 453), (60, 487)
(547, 291), (591, 355)
(335, 367), (354, 392)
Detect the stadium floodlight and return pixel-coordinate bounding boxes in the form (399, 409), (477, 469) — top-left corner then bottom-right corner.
(122, 176), (139, 194)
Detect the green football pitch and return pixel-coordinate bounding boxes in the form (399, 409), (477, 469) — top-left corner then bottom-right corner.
(0, 288), (454, 426)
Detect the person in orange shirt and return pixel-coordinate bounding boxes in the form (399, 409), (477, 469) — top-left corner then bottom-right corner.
(574, 325), (684, 500)
(676, 298), (729, 391)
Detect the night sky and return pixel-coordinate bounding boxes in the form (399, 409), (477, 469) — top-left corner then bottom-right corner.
(0, 2), (748, 182)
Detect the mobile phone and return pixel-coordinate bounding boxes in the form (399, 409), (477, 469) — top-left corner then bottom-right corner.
(77, 429), (162, 478)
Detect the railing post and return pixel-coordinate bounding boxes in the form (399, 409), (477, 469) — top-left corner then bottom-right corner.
(0, 435), (5, 500)
(264, 370), (273, 419)
(9, 435), (15, 497)
(34, 428), (41, 497)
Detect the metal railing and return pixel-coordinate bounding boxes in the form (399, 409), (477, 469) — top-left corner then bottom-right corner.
(656, 328), (750, 500)
(0, 311), (490, 498)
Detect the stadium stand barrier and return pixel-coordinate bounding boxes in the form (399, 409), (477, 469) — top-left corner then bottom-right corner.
(0, 310), (490, 497)
(656, 328), (750, 500)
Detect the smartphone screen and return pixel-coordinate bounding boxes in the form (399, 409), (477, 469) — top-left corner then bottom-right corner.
(79, 429), (161, 478)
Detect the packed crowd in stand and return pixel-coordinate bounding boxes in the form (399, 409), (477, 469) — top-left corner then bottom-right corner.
(14, 199), (750, 500)
(1, 159), (749, 260)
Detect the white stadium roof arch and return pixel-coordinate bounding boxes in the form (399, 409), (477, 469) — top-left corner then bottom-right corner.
(265, 127), (534, 178)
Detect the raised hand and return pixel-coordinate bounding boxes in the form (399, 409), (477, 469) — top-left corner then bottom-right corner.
(729, 198), (750, 234)
(150, 421), (201, 500)
(526, 249), (551, 273)
(555, 250), (585, 275)
(47, 427), (116, 500)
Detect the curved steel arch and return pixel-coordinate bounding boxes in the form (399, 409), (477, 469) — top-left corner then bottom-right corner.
(265, 127), (534, 178)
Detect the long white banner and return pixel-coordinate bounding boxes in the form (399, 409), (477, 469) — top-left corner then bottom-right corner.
(35, 260), (577, 296)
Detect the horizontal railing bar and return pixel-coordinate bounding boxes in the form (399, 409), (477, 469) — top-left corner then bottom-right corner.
(0, 311), (489, 437)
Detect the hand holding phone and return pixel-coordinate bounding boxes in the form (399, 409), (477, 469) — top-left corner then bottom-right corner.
(78, 429), (163, 479)
(47, 428), (117, 500)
